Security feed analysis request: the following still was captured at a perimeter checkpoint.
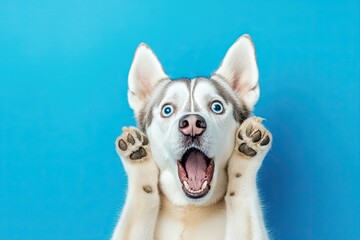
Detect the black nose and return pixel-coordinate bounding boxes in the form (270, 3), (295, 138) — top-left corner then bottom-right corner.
(179, 114), (207, 136)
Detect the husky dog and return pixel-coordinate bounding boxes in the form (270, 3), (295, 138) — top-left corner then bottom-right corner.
(112, 34), (272, 240)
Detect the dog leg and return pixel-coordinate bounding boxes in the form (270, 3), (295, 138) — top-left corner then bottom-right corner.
(225, 117), (272, 240)
(112, 127), (160, 240)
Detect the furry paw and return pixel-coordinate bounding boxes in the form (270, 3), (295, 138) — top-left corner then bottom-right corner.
(115, 127), (150, 162)
(235, 116), (272, 158)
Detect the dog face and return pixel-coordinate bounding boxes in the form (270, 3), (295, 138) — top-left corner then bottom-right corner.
(127, 35), (259, 206)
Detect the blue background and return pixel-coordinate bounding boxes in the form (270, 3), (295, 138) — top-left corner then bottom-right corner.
(0, 0), (359, 239)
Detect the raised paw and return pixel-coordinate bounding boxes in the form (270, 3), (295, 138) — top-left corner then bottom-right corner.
(236, 116), (272, 158)
(115, 127), (150, 162)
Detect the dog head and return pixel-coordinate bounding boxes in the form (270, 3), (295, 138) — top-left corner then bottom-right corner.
(127, 35), (259, 206)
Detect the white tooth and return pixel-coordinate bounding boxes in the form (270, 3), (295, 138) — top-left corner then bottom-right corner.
(201, 181), (208, 191)
(183, 181), (190, 191)
(184, 181), (208, 194)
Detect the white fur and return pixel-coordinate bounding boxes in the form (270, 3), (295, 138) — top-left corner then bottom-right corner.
(112, 35), (271, 240)
(213, 34), (260, 111)
(128, 43), (169, 119)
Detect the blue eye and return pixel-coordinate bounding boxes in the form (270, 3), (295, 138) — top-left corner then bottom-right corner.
(211, 101), (224, 114)
(161, 104), (174, 117)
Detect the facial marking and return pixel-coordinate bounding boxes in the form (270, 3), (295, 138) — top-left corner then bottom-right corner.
(192, 78), (227, 115)
(190, 78), (196, 112)
(139, 79), (191, 132)
(209, 78), (250, 123)
(145, 77), (249, 205)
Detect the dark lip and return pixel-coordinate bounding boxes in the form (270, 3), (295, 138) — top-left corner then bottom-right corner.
(181, 136), (204, 147)
(177, 148), (215, 199)
(182, 184), (211, 199)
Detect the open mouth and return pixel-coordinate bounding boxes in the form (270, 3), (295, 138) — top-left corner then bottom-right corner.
(177, 148), (214, 199)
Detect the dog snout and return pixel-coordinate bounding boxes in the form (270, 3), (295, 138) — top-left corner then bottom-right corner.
(179, 114), (207, 137)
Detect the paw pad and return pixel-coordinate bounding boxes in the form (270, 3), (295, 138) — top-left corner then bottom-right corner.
(116, 127), (150, 161)
(118, 139), (128, 151)
(130, 146), (147, 160)
(127, 134), (135, 145)
(238, 143), (257, 157)
(236, 117), (272, 158)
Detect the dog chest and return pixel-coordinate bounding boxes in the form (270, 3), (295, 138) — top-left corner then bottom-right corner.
(154, 197), (226, 239)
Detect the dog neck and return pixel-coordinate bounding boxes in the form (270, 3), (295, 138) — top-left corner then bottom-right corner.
(159, 190), (226, 222)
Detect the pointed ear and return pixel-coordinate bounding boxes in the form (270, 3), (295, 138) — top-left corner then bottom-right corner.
(128, 43), (169, 117)
(212, 34), (259, 110)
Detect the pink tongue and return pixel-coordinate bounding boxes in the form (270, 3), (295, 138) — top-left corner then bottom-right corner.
(185, 151), (207, 190)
